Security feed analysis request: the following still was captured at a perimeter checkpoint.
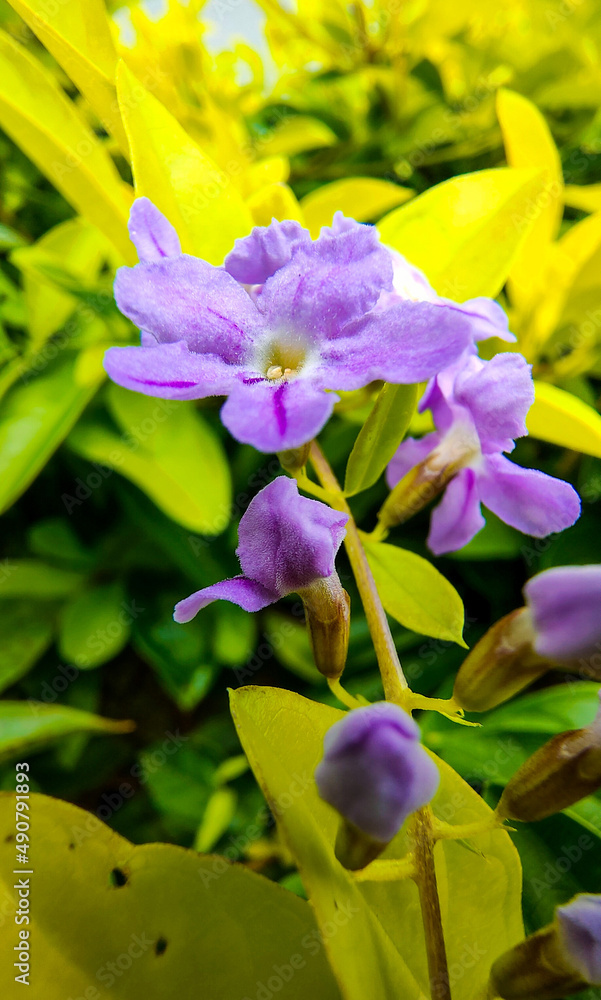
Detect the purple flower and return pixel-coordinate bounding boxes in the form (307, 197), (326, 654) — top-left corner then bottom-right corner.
(524, 565), (601, 662)
(174, 476), (348, 622)
(387, 351), (581, 554)
(315, 702), (439, 843)
(556, 895), (601, 985)
(104, 198), (475, 453)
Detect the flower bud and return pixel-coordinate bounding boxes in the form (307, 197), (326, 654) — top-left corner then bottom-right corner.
(298, 573), (350, 680)
(453, 608), (549, 712)
(315, 703), (439, 869)
(497, 691), (601, 822)
(556, 894), (601, 986)
(489, 895), (601, 1000)
(524, 564), (601, 668)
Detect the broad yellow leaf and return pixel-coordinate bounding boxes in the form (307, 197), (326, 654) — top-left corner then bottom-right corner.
(527, 381), (601, 458)
(117, 62), (253, 264)
(5, 0), (128, 153)
(0, 793), (341, 1000)
(0, 31), (132, 260)
(497, 89), (563, 313)
(302, 178), (413, 237)
(378, 168), (546, 300)
(231, 686), (523, 1000)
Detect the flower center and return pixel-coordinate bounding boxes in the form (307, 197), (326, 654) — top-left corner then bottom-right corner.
(261, 339), (308, 381)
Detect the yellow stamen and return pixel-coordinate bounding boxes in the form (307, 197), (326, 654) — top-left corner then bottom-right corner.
(266, 364), (283, 380)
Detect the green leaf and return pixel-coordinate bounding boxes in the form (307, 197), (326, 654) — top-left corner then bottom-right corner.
(58, 580), (131, 669)
(132, 601), (219, 711)
(5, 0), (128, 153)
(344, 383), (418, 497)
(301, 178), (414, 238)
(0, 601), (56, 693)
(0, 351), (104, 515)
(377, 167), (547, 300)
(0, 703), (132, 763)
(67, 385), (232, 534)
(0, 792), (341, 1000)
(361, 536), (466, 645)
(117, 62), (253, 263)
(0, 560), (85, 598)
(230, 686), (523, 1000)
(0, 30), (132, 260)
(527, 380), (601, 458)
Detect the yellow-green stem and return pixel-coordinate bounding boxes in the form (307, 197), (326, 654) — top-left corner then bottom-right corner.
(308, 441), (409, 704)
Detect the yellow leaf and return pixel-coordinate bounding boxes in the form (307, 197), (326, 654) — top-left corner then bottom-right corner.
(527, 381), (601, 458)
(0, 793), (340, 1000)
(0, 31), (132, 261)
(117, 62), (253, 263)
(266, 115), (338, 157)
(5, 0), (128, 153)
(302, 177), (414, 237)
(564, 183), (601, 214)
(377, 168), (546, 300)
(247, 181), (306, 226)
(496, 89), (563, 313)
(231, 686), (523, 1000)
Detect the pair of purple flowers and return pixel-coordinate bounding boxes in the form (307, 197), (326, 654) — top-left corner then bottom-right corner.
(105, 199), (580, 555)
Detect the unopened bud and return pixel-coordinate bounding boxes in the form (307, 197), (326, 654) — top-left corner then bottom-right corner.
(379, 424), (479, 531)
(315, 703), (439, 869)
(453, 608), (549, 712)
(497, 691), (601, 822)
(298, 572), (350, 680)
(489, 894), (601, 999)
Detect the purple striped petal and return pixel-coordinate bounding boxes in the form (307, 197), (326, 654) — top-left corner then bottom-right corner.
(114, 255), (264, 363)
(128, 197), (181, 261)
(103, 341), (242, 400)
(320, 301), (473, 390)
(220, 377), (337, 452)
(174, 577), (277, 623)
(479, 454), (581, 537)
(257, 224), (393, 341)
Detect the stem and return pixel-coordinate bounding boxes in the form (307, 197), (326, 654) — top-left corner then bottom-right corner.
(412, 807), (452, 1000)
(308, 441), (409, 704)
(327, 677), (364, 709)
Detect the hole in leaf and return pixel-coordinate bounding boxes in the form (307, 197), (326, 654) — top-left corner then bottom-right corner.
(155, 937), (168, 956)
(109, 867), (128, 888)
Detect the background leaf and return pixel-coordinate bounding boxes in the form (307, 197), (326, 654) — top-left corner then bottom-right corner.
(344, 383), (417, 497)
